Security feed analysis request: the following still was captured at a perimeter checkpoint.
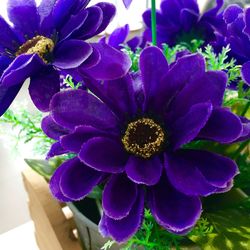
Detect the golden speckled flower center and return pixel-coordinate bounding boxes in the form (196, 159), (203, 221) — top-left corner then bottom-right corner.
(16, 35), (54, 63)
(122, 118), (165, 159)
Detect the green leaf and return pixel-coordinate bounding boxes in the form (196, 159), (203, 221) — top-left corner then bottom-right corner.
(24, 158), (62, 181)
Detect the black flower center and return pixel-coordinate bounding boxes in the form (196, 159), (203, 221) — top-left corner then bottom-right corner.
(16, 35), (54, 63)
(122, 118), (165, 159)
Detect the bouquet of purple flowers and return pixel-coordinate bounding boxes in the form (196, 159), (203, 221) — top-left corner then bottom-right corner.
(0, 0), (249, 249)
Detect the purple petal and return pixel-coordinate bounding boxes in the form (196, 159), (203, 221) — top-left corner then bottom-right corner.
(125, 156), (163, 186)
(79, 137), (128, 173)
(29, 67), (60, 112)
(123, 0), (132, 9)
(7, 0), (40, 39)
(241, 61), (250, 86)
(103, 174), (137, 220)
(223, 4), (243, 24)
(234, 117), (250, 142)
(60, 125), (111, 153)
(139, 46), (168, 110)
(198, 107), (243, 143)
(244, 8), (250, 38)
(180, 9), (199, 32)
(0, 84), (22, 116)
(79, 44), (101, 69)
(1, 54), (44, 88)
(53, 40), (92, 69)
(108, 24), (129, 49)
(46, 141), (69, 159)
(170, 71), (227, 118)
(41, 115), (70, 140)
(179, 150), (239, 188)
(102, 188), (144, 243)
(155, 53), (205, 113)
(165, 151), (217, 196)
(148, 173), (202, 233)
(50, 89), (118, 130)
(59, 157), (103, 200)
(81, 43), (131, 80)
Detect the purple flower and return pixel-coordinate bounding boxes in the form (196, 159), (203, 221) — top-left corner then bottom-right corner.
(220, 4), (250, 86)
(0, 0), (131, 115)
(143, 0), (225, 47)
(123, 0), (133, 9)
(44, 47), (243, 242)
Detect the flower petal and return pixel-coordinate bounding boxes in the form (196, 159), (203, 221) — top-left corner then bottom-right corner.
(59, 157), (103, 200)
(139, 46), (168, 110)
(103, 174), (137, 220)
(241, 61), (250, 86)
(102, 188), (144, 243)
(46, 141), (69, 160)
(60, 125), (111, 153)
(29, 67), (60, 112)
(50, 89), (118, 130)
(1, 54), (44, 87)
(7, 0), (40, 39)
(108, 24), (129, 49)
(125, 156), (163, 186)
(41, 115), (70, 140)
(198, 107), (243, 143)
(165, 151), (217, 196)
(79, 137), (127, 173)
(53, 40), (92, 69)
(170, 102), (213, 150)
(81, 43), (131, 80)
(148, 173), (202, 233)
(123, 0), (132, 9)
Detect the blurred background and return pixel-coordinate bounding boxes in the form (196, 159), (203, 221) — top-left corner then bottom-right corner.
(0, 0), (249, 249)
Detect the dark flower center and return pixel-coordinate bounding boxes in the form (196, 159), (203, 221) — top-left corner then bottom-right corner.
(16, 35), (54, 63)
(122, 118), (165, 159)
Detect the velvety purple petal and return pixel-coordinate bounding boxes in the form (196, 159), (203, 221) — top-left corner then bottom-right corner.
(103, 188), (144, 243)
(234, 117), (250, 142)
(170, 102), (213, 150)
(0, 84), (22, 116)
(50, 89), (118, 130)
(79, 137), (128, 173)
(98, 215), (110, 238)
(127, 36), (141, 52)
(179, 150), (239, 188)
(53, 40), (92, 69)
(180, 9), (199, 32)
(170, 71), (227, 118)
(29, 67), (60, 112)
(148, 173), (202, 233)
(103, 174), (137, 220)
(81, 43), (131, 80)
(125, 156), (163, 186)
(93, 3), (116, 36)
(79, 44), (101, 69)
(241, 61), (250, 86)
(60, 8), (88, 40)
(139, 46), (168, 110)
(60, 125), (112, 153)
(155, 53), (205, 113)
(49, 159), (73, 202)
(198, 107), (243, 143)
(7, 0), (40, 38)
(223, 4), (243, 24)
(108, 24), (129, 49)
(60, 157), (103, 200)
(1, 54), (44, 87)
(244, 8), (250, 38)
(0, 56), (12, 75)
(123, 0), (132, 8)
(165, 151), (217, 196)
(0, 16), (21, 51)
(41, 115), (70, 140)
(46, 141), (69, 159)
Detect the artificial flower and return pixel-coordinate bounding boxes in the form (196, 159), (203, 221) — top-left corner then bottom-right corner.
(44, 47), (243, 243)
(0, 0), (131, 115)
(143, 0), (225, 47)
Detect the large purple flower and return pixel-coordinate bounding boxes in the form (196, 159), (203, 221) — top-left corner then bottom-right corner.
(143, 0), (225, 47)
(44, 47), (244, 243)
(0, 0), (131, 115)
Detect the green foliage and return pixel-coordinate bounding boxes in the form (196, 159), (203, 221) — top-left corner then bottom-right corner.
(162, 43), (186, 64)
(122, 46), (141, 72)
(0, 108), (54, 155)
(64, 74), (82, 90)
(198, 45), (241, 85)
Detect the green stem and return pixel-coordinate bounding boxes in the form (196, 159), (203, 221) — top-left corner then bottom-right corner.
(233, 140), (249, 160)
(241, 100), (250, 116)
(151, 0), (157, 46)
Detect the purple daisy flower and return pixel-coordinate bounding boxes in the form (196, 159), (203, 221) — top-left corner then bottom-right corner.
(143, 0), (225, 47)
(43, 47), (244, 243)
(0, 0), (131, 115)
